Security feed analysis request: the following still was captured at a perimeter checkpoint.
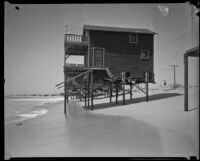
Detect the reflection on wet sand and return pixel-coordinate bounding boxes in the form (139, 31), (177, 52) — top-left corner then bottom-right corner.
(66, 101), (163, 156)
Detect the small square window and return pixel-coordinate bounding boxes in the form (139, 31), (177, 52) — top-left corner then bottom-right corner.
(141, 50), (149, 60)
(129, 33), (137, 43)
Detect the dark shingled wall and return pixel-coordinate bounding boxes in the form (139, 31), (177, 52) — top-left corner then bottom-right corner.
(89, 30), (154, 82)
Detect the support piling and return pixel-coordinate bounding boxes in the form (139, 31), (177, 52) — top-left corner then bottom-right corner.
(145, 72), (149, 102)
(91, 70), (94, 110)
(116, 83), (118, 104)
(130, 84), (132, 100)
(110, 82), (112, 103)
(184, 56), (188, 111)
(87, 72), (90, 110)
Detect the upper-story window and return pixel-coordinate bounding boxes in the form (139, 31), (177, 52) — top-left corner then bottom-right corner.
(141, 50), (149, 60)
(129, 33), (138, 43)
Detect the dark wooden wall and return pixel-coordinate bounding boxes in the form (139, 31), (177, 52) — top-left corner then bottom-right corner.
(89, 30), (154, 82)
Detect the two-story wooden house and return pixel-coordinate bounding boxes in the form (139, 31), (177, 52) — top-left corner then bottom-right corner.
(65, 25), (157, 82)
(63, 25), (157, 112)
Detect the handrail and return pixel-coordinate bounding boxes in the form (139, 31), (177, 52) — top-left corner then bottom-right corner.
(65, 34), (88, 43)
(66, 70), (91, 83)
(64, 63), (85, 67)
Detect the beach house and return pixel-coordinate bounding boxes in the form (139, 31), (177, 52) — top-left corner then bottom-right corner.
(63, 25), (157, 112)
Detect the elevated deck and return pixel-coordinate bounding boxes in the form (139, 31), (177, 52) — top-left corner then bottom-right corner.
(64, 34), (88, 55)
(64, 63), (112, 82)
(63, 63), (149, 84)
(65, 34), (88, 44)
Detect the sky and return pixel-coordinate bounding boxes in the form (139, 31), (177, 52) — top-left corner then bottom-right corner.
(4, 3), (199, 95)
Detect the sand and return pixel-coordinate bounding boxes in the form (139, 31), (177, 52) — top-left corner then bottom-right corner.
(4, 88), (199, 159)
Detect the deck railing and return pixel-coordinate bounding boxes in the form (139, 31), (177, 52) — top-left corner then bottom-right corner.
(65, 34), (88, 43)
(65, 63), (85, 67)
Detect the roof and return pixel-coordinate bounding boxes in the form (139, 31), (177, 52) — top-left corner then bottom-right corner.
(184, 46), (199, 57)
(83, 25), (157, 35)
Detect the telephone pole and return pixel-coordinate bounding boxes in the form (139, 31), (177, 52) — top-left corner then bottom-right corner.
(170, 65), (178, 88)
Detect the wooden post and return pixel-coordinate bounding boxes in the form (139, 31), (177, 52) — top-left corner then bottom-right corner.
(122, 72), (125, 105)
(87, 72), (90, 110)
(66, 81), (69, 103)
(64, 74), (67, 114)
(84, 81), (87, 108)
(91, 70), (94, 110)
(130, 84), (132, 100)
(79, 93), (81, 101)
(115, 82), (118, 104)
(145, 72), (149, 102)
(184, 56), (188, 111)
(67, 91), (69, 103)
(109, 82), (112, 103)
(64, 88), (66, 114)
(107, 89), (109, 97)
(64, 48), (66, 114)
(87, 31), (90, 67)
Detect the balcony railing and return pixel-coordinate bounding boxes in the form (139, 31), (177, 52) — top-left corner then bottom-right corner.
(65, 34), (88, 43)
(64, 63), (85, 67)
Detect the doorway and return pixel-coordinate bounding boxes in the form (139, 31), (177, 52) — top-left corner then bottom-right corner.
(92, 47), (105, 68)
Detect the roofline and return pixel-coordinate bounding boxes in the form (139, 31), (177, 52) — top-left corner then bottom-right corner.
(83, 24), (158, 35)
(184, 46), (199, 54)
(184, 46), (199, 57)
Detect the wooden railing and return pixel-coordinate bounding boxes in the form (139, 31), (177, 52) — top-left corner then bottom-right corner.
(65, 63), (85, 67)
(65, 34), (88, 43)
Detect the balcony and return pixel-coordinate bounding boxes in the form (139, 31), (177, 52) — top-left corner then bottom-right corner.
(65, 34), (88, 44)
(65, 63), (85, 67)
(64, 34), (88, 55)
(64, 63), (88, 73)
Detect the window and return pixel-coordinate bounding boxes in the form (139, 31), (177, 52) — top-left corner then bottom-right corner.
(141, 50), (149, 60)
(129, 33), (137, 43)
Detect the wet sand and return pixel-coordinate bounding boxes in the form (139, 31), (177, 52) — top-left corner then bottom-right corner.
(4, 89), (199, 159)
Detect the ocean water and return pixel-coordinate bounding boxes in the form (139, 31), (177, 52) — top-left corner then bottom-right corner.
(4, 96), (64, 124)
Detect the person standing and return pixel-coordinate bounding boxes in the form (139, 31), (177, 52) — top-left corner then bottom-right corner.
(164, 80), (167, 86)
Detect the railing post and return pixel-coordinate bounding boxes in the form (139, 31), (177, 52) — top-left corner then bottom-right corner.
(65, 34), (88, 43)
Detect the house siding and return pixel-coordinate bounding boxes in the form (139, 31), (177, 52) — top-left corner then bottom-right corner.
(89, 30), (154, 81)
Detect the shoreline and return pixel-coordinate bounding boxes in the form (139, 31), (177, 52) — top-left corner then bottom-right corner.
(5, 89), (199, 159)
(4, 100), (64, 126)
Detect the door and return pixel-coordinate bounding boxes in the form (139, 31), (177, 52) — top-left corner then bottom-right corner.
(93, 47), (104, 68)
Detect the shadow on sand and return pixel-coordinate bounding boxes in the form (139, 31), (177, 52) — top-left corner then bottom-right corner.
(93, 93), (183, 110)
(66, 102), (164, 156)
(188, 107), (199, 112)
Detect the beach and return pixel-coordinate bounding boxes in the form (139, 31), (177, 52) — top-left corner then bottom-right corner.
(4, 87), (199, 159)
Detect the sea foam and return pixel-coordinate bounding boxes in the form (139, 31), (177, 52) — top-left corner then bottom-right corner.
(5, 96), (63, 125)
